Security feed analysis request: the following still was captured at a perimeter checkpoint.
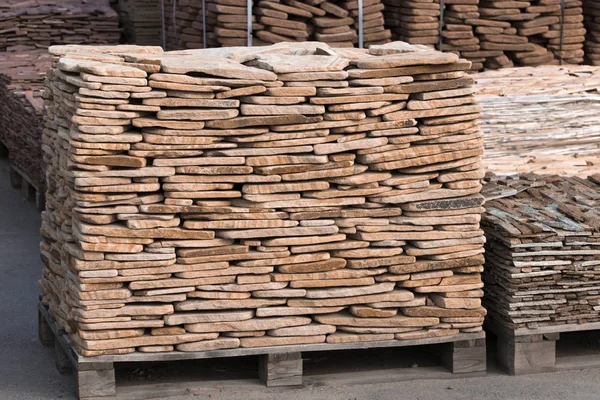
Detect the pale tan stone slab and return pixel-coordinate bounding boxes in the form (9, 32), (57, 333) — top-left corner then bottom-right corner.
(176, 338), (241, 352)
(314, 312), (439, 328)
(268, 323), (336, 337)
(175, 298), (287, 311)
(185, 316), (311, 333)
(305, 282), (395, 299)
(78, 333), (219, 350)
(164, 310), (255, 325)
(289, 290), (414, 307)
(326, 332), (394, 343)
(240, 335), (326, 347)
(349, 306), (398, 318)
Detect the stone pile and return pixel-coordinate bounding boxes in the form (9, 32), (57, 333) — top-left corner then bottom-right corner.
(474, 65), (600, 177)
(384, 0), (585, 72)
(163, 0), (206, 50)
(383, 0), (486, 71)
(0, 50), (52, 188)
(40, 41), (486, 356)
(203, 0), (260, 47)
(0, 0), (120, 52)
(584, 0), (600, 65)
(170, 0), (391, 48)
(473, 0), (585, 69)
(118, 0), (162, 46)
(382, 0), (441, 47)
(482, 173), (600, 331)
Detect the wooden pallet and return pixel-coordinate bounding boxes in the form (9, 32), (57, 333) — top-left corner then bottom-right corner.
(38, 302), (487, 400)
(487, 318), (600, 375)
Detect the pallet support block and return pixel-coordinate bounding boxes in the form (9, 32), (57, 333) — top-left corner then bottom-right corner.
(35, 190), (45, 211)
(9, 167), (22, 189)
(497, 334), (557, 375)
(38, 309), (54, 347)
(55, 340), (73, 375)
(0, 141), (7, 158)
(441, 338), (487, 374)
(259, 352), (303, 387)
(20, 176), (35, 202)
(76, 363), (116, 399)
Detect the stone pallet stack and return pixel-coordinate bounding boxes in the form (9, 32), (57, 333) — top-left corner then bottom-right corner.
(40, 41), (486, 357)
(382, 0), (486, 71)
(584, 0), (600, 65)
(175, 0), (391, 48)
(384, 0), (585, 72)
(0, 0), (120, 52)
(204, 0), (261, 47)
(482, 173), (600, 331)
(118, 0), (162, 46)
(383, 0), (441, 47)
(441, 0), (483, 71)
(164, 0), (206, 50)
(473, 0), (585, 69)
(0, 50), (52, 188)
(474, 65), (600, 177)
(348, 0), (392, 46)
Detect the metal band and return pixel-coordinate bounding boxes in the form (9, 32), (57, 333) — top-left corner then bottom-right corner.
(172, 0), (178, 48)
(202, 0), (206, 48)
(439, 0), (445, 52)
(358, 0), (364, 48)
(559, 0), (565, 65)
(160, 0), (166, 49)
(247, 0), (253, 47)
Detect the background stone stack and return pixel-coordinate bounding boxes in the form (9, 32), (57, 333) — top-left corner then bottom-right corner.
(348, 0), (392, 46)
(168, 0), (391, 48)
(0, 0), (120, 52)
(584, 0), (600, 65)
(384, 0), (586, 71)
(163, 0), (206, 50)
(442, 0), (483, 71)
(40, 41), (486, 357)
(0, 50), (51, 188)
(205, 0), (263, 47)
(474, 65), (600, 177)
(482, 173), (600, 331)
(474, 0), (586, 69)
(117, 0), (163, 46)
(383, 0), (441, 47)
(381, 0), (485, 72)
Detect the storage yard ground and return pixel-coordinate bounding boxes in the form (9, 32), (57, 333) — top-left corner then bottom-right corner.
(3, 159), (600, 400)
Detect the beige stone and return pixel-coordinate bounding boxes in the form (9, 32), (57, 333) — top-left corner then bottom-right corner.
(268, 323), (336, 337)
(240, 335), (326, 348)
(314, 312), (439, 328)
(164, 310), (254, 325)
(185, 316), (311, 333)
(176, 338), (241, 352)
(326, 332), (394, 343)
